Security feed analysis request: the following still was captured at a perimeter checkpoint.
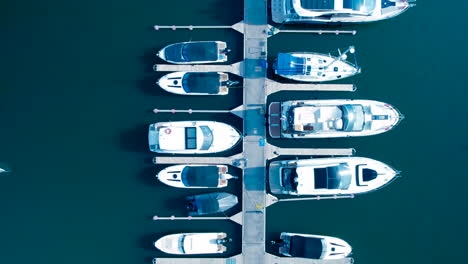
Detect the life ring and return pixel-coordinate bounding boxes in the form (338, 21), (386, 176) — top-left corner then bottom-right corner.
(165, 128), (172, 134)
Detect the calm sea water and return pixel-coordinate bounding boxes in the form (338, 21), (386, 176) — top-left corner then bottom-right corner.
(1, 1), (467, 264)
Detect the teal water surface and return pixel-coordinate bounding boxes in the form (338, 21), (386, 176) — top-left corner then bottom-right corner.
(1, 1), (467, 264)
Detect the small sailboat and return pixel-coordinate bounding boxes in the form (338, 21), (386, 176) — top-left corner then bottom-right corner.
(186, 192), (238, 216)
(269, 157), (400, 196)
(154, 232), (229, 255)
(148, 121), (241, 154)
(274, 232), (352, 260)
(157, 41), (230, 64)
(157, 72), (238, 95)
(156, 164), (237, 188)
(274, 46), (360, 82)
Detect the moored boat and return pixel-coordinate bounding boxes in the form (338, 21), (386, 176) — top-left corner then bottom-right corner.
(148, 121), (241, 154)
(186, 192), (238, 216)
(156, 164), (237, 188)
(268, 99), (403, 138)
(274, 232), (352, 260)
(154, 232), (228, 255)
(271, 0), (416, 24)
(157, 41), (229, 64)
(157, 72), (237, 95)
(269, 157), (400, 196)
(274, 46), (360, 82)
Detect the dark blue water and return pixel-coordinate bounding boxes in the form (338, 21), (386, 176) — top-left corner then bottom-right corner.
(0, 1), (467, 264)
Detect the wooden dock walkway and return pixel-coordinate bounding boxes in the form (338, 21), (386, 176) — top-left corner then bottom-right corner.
(153, 62), (243, 76)
(153, 254), (353, 264)
(266, 79), (356, 95)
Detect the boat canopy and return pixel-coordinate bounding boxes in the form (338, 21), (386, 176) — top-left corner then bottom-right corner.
(182, 73), (221, 94)
(343, 0), (376, 12)
(342, 105), (365, 132)
(181, 166), (220, 187)
(314, 164), (352, 190)
(300, 0), (334, 10)
(199, 126), (214, 150)
(289, 235), (323, 259)
(275, 53), (306, 75)
(187, 192), (238, 216)
(164, 42), (219, 63)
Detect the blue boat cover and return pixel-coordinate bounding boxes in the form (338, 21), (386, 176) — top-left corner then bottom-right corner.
(301, 0), (334, 10)
(288, 235), (323, 259)
(186, 192), (238, 216)
(182, 73), (221, 94)
(275, 53), (306, 76)
(181, 166), (219, 187)
(164, 42), (218, 63)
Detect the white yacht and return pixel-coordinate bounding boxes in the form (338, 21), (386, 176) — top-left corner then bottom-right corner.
(269, 157), (399, 196)
(157, 72), (236, 95)
(154, 232), (228, 255)
(268, 99), (403, 138)
(274, 46), (360, 82)
(157, 41), (229, 64)
(271, 0), (416, 24)
(156, 164), (236, 188)
(148, 121), (241, 154)
(276, 233), (352, 260)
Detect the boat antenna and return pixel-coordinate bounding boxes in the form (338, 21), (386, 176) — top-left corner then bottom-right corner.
(324, 46), (356, 70)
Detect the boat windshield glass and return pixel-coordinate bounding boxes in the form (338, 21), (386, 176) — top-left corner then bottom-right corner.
(314, 164), (352, 190)
(343, 0), (376, 13)
(178, 235), (186, 254)
(341, 105), (365, 132)
(199, 126), (213, 150)
(185, 127), (197, 150)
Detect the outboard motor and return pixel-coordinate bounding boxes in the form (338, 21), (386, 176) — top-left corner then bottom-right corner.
(222, 48), (232, 54)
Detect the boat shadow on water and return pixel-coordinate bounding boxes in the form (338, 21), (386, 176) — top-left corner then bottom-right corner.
(120, 124), (153, 154)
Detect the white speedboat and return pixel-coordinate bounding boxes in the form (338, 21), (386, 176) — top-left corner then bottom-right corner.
(271, 0), (416, 24)
(186, 192), (238, 216)
(154, 232), (228, 255)
(274, 47), (360, 82)
(269, 157), (399, 196)
(276, 233), (352, 260)
(148, 121), (241, 154)
(157, 41), (229, 64)
(268, 99), (403, 138)
(157, 72), (236, 95)
(156, 164), (237, 188)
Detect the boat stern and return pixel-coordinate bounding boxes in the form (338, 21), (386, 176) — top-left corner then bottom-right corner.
(268, 160), (288, 194)
(148, 123), (160, 152)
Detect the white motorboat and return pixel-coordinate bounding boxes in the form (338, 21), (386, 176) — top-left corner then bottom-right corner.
(156, 164), (237, 188)
(148, 121), (241, 154)
(154, 232), (228, 255)
(157, 41), (229, 64)
(157, 72), (237, 95)
(268, 99), (403, 138)
(271, 0), (416, 24)
(276, 232), (352, 260)
(269, 157), (399, 196)
(274, 47), (360, 82)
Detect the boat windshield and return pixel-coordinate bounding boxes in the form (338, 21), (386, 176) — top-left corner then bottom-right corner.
(341, 105), (365, 132)
(314, 164), (352, 190)
(343, 0), (376, 13)
(178, 235), (186, 254)
(185, 127), (197, 150)
(199, 126), (214, 150)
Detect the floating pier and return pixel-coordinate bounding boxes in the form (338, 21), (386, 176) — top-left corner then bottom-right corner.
(266, 79), (356, 95)
(153, 62), (243, 76)
(153, 254), (353, 264)
(153, 153), (246, 168)
(265, 143), (355, 160)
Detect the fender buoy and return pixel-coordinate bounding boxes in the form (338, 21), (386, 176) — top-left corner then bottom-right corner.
(165, 128), (172, 134)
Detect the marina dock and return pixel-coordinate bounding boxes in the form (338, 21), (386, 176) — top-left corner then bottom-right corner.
(153, 254), (353, 264)
(152, 1), (357, 263)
